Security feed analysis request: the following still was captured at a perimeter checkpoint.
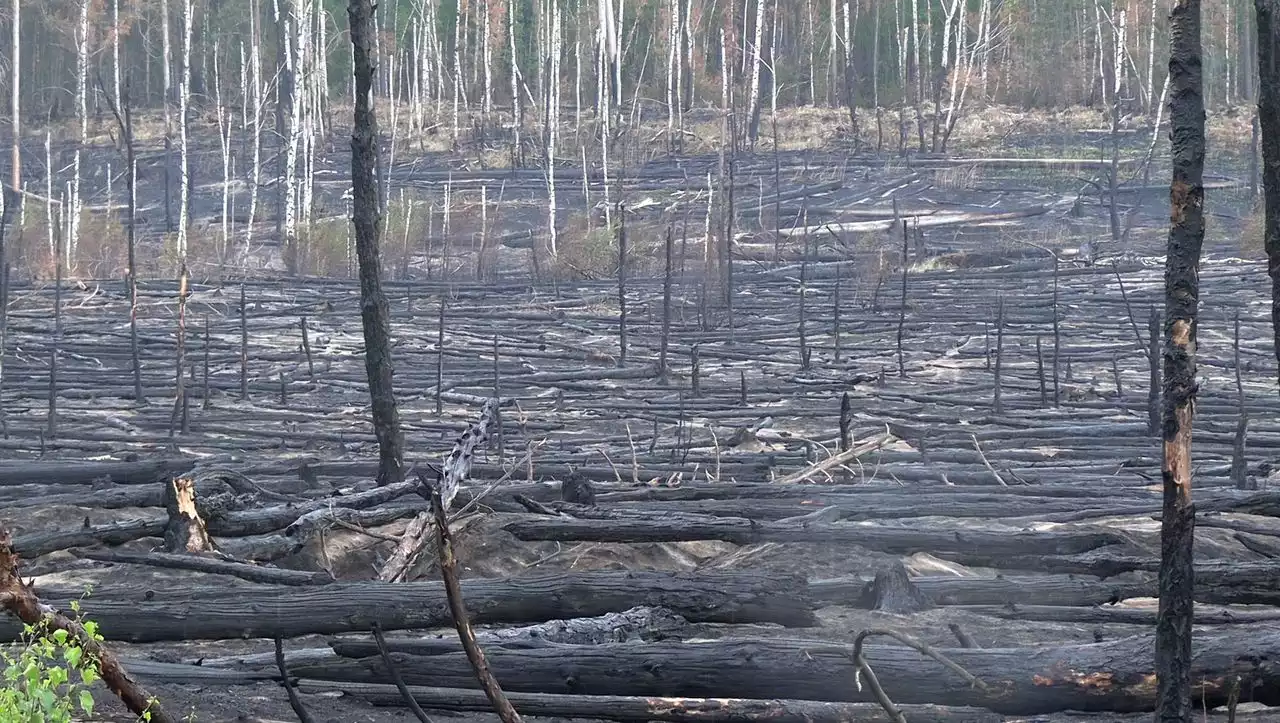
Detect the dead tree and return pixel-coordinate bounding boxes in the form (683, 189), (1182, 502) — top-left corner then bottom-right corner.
(100, 75), (144, 404)
(1158, 2), (1206, 722)
(417, 400), (523, 723)
(1258, 1), (1280, 388)
(349, 0), (405, 485)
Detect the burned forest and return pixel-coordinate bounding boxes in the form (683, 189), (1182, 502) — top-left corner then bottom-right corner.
(2, 0), (1280, 721)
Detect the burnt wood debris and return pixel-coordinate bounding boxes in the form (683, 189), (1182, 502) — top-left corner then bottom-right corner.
(2, 0), (1280, 722)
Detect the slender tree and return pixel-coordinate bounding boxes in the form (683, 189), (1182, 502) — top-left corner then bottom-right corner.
(162, 0), (175, 231)
(1157, 2), (1206, 722)
(349, 0), (405, 486)
(1258, 2), (1280, 386)
(9, 0), (17, 193)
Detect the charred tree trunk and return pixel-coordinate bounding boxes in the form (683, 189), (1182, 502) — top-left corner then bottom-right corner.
(292, 629), (1280, 716)
(1259, 2), (1280, 393)
(318, 683), (1002, 723)
(349, 0), (405, 486)
(502, 514), (1122, 556)
(5, 571), (815, 642)
(1159, 3), (1206, 722)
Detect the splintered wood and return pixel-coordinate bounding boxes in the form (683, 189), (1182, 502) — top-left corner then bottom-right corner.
(163, 476), (214, 553)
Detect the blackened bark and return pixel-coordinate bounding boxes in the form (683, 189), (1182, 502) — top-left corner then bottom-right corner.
(1259, 1), (1280, 389)
(295, 629), (1280, 715)
(349, 0), (404, 485)
(1159, 3), (1205, 722)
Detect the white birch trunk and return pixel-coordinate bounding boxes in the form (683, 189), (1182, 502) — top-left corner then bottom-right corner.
(546, 0), (561, 257)
(70, 0), (89, 268)
(509, 0), (522, 162)
(45, 133), (53, 260)
(666, 0), (679, 148)
(483, 1), (493, 116)
(215, 43), (232, 265)
(746, 0), (766, 145)
(178, 0), (193, 264)
(245, 0), (264, 268)
(452, 1), (462, 149)
(282, 0), (310, 273)
(9, 0), (18, 191)
(829, 0), (838, 105)
(1146, 0), (1158, 114)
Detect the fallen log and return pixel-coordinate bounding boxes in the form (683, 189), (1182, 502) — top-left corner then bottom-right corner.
(13, 517), (165, 557)
(605, 496), (1139, 521)
(778, 206), (1051, 238)
(957, 603), (1280, 625)
(934, 553), (1280, 603)
(594, 483), (1166, 504)
(290, 629), (1280, 715)
(333, 606), (691, 658)
(0, 459), (196, 486)
(204, 481), (417, 536)
(301, 681), (1003, 723)
(3, 474), (234, 510)
(502, 515), (1124, 556)
(75, 549), (334, 586)
(811, 575), (1149, 607)
(200, 607), (693, 669)
(0, 571), (815, 642)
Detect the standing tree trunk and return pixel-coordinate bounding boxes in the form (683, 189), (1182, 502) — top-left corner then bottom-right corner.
(545, 0), (561, 258)
(178, 0), (193, 263)
(3, 0), (16, 281)
(349, 0), (406, 486)
(1149, 0), (1161, 114)
(746, 0), (767, 146)
(71, 0), (88, 269)
(911, 0), (926, 152)
(162, 0), (175, 232)
(245, 0), (264, 270)
(509, 0), (522, 168)
(9, 0), (17, 196)
(1158, 2), (1205, 722)
(1258, 1), (1280, 390)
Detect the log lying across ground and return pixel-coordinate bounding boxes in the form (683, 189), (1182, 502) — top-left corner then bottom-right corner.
(956, 603), (1280, 625)
(811, 575), (1151, 608)
(815, 560), (1280, 607)
(13, 517), (165, 557)
(302, 681), (1003, 723)
(502, 514), (1125, 556)
(0, 459), (196, 486)
(294, 630), (1280, 715)
(0, 571), (815, 642)
(929, 554), (1280, 604)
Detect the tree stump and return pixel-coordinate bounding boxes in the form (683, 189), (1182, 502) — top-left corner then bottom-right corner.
(163, 476), (214, 553)
(869, 562), (933, 613)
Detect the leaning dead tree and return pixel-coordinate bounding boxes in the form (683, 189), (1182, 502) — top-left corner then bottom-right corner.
(1157, 2), (1205, 722)
(349, 0), (405, 485)
(417, 399), (522, 723)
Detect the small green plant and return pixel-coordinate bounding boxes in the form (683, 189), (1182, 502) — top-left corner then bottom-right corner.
(0, 601), (102, 723)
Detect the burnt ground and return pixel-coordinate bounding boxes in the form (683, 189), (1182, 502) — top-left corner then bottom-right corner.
(1, 106), (1278, 721)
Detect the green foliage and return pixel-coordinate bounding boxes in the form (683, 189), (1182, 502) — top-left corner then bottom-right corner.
(0, 606), (103, 723)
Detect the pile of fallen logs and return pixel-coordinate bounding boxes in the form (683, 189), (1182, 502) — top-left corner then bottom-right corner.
(4, 432), (1280, 720)
(2, 185), (1278, 720)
